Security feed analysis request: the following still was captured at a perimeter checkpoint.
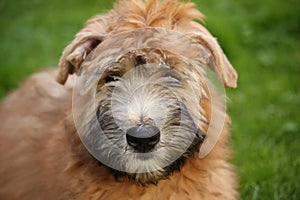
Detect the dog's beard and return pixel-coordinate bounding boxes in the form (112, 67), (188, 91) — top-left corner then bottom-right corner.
(106, 133), (203, 185)
(82, 65), (205, 184)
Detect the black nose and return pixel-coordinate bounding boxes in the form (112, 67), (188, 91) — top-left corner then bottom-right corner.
(126, 126), (160, 152)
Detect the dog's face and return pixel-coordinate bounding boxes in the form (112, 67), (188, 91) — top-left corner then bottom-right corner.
(70, 29), (212, 184)
(57, 1), (237, 185)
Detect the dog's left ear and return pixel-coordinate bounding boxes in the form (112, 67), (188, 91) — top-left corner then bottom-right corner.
(57, 15), (108, 85)
(189, 25), (238, 88)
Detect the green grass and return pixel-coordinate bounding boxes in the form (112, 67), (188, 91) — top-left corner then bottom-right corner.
(195, 1), (300, 199)
(1, 0), (299, 199)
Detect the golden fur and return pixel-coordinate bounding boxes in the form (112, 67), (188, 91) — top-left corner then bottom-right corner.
(57, 0), (237, 88)
(0, 0), (238, 199)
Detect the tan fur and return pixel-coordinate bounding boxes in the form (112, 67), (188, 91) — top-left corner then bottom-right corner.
(0, 0), (238, 199)
(58, 0), (237, 88)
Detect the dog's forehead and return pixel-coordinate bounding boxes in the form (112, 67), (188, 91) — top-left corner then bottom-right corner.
(78, 28), (210, 86)
(85, 28), (210, 68)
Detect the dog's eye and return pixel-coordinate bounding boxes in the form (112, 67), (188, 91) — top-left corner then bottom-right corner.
(104, 72), (122, 83)
(166, 73), (181, 82)
(104, 76), (118, 83)
(162, 71), (181, 84)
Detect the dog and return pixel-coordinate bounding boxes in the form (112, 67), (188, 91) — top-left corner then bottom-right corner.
(0, 0), (238, 199)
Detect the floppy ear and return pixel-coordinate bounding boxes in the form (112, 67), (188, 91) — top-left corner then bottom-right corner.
(189, 22), (238, 88)
(57, 15), (108, 84)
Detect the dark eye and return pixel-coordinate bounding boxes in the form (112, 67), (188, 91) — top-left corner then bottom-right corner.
(104, 72), (121, 83)
(104, 76), (117, 83)
(164, 70), (181, 82)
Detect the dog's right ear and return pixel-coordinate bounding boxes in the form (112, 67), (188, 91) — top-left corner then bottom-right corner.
(56, 15), (108, 85)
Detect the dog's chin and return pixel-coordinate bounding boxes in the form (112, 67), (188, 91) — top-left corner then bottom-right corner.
(100, 134), (202, 185)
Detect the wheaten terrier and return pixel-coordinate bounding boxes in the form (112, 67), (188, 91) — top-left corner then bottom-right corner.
(0, 0), (238, 199)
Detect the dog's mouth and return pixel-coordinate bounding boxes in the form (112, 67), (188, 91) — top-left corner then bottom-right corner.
(105, 132), (203, 185)
(83, 115), (204, 185)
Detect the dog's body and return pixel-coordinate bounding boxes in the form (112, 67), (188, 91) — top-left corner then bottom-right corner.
(0, 0), (238, 199)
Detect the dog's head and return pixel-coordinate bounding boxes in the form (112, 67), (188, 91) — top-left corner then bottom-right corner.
(58, 0), (237, 185)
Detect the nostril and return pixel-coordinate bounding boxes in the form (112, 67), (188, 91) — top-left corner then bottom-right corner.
(126, 126), (160, 152)
(126, 134), (139, 147)
(148, 134), (160, 145)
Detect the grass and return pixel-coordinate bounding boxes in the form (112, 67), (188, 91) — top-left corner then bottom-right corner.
(1, 0), (299, 199)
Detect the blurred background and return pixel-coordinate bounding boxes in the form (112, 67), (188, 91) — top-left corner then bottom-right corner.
(0, 0), (299, 199)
